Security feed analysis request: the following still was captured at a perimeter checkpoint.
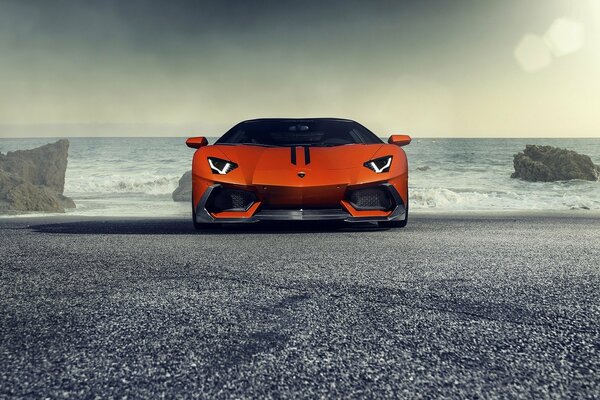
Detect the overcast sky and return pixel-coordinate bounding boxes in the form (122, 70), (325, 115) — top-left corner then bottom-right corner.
(0, 0), (599, 137)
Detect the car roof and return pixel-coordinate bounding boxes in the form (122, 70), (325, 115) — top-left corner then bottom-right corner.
(239, 117), (356, 124)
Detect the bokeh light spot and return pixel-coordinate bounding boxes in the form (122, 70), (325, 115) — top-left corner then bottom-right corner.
(544, 18), (585, 57)
(514, 34), (552, 72)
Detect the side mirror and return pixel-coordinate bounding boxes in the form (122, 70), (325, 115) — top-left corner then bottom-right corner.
(388, 134), (412, 147)
(186, 136), (208, 149)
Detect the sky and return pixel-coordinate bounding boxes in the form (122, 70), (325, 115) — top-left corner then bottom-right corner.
(0, 0), (599, 138)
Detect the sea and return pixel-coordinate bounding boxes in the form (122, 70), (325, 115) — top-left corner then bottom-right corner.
(1, 137), (599, 216)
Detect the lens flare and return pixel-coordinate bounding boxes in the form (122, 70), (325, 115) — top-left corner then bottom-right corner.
(514, 34), (553, 72)
(544, 18), (585, 57)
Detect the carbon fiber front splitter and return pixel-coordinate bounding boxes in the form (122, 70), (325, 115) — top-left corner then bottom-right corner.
(194, 183), (406, 224)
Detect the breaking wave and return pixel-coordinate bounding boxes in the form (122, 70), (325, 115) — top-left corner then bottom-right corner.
(65, 175), (181, 196)
(410, 187), (600, 210)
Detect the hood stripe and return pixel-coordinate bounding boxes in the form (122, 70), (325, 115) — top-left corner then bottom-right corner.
(290, 146), (297, 165)
(304, 146), (311, 165)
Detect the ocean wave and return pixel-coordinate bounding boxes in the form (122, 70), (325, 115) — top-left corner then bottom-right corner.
(410, 188), (493, 209)
(65, 175), (181, 196)
(561, 194), (599, 210)
(64, 178), (600, 210)
(410, 187), (600, 210)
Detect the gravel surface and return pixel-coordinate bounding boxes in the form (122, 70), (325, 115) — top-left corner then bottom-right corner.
(0, 214), (599, 398)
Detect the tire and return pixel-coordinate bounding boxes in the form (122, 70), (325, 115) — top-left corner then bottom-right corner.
(378, 201), (408, 229)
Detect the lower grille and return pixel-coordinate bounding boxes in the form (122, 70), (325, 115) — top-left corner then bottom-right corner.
(347, 187), (393, 210)
(207, 188), (256, 212)
(254, 209), (350, 221)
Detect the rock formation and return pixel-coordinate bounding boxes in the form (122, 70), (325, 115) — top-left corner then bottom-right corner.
(0, 140), (75, 213)
(172, 170), (192, 202)
(511, 145), (600, 182)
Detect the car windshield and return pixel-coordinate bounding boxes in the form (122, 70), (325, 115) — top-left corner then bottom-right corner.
(216, 119), (383, 147)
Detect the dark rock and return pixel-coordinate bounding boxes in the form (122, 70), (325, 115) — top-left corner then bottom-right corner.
(172, 170), (192, 202)
(511, 145), (600, 182)
(0, 140), (75, 213)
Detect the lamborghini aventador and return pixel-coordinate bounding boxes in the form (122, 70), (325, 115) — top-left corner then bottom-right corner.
(185, 118), (411, 229)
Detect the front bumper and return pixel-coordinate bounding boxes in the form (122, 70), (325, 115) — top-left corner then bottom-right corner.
(194, 183), (406, 224)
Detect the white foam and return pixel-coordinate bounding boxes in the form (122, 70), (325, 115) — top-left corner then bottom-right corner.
(65, 175), (181, 196)
(561, 194), (598, 210)
(410, 187), (600, 210)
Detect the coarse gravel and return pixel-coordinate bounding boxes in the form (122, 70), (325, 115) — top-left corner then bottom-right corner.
(0, 213), (599, 398)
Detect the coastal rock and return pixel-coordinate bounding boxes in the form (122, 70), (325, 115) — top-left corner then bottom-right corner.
(511, 145), (600, 182)
(172, 170), (192, 202)
(0, 139), (70, 192)
(0, 140), (75, 213)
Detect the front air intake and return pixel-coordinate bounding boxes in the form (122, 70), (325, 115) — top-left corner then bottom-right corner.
(347, 186), (393, 211)
(206, 187), (256, 212)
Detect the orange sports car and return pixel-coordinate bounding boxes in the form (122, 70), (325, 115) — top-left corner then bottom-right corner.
(186, 118), (411, 229)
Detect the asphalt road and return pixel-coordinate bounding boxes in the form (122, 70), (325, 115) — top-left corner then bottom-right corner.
(0, 214), (599, 398)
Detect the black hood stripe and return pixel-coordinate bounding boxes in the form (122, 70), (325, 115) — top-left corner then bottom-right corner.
(304, 146), (311, 165)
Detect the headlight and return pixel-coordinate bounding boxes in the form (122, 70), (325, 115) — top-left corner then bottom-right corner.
(364, 156), (392, 173)
(207, 157), (238, 174)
